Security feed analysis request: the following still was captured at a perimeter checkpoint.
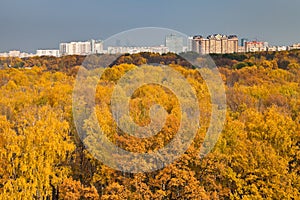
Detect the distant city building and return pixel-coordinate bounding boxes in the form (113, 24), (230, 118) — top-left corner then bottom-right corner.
(238, 46), (246, 53)
(94, 41), (104, 54)
(244, 41), (268, 52)
(59, 40), (103, 56)
(241, 38), (249, 47)
(0, 50), (34, 58)
(36, 49), (60, 57)
(8, 50), (21, 57)
(0, 52), (8, 57)
(2, 37), (299, 59)
(107, 46), (169, 54)
(267, 46), (287, 52)
(277, 46), (288, 51)
(165, 34), (184, 54)
(191, 36), (205, 54)
(60, 41), (91, 55)
(187, 36), (193, 52)
(90, 39), (104, 54)
(192, 34), (238, 54)
(19, 52), (35, 58)
(267, 46), (277, 52)
(288, 43), (300, 50)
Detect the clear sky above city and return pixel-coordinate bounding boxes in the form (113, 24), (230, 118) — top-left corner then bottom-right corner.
(1, 0), (300, 52)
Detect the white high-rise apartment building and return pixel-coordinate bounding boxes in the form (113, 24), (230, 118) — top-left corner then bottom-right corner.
(59, 40), (103, 56)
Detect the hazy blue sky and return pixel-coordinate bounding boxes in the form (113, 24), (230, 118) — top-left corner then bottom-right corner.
(1, 0), (299, 52)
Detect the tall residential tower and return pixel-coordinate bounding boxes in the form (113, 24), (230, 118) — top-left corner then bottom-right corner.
(192, 34), (238, 54)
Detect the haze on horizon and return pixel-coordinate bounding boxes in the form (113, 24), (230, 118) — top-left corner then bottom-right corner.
(0, 0), (300, 53)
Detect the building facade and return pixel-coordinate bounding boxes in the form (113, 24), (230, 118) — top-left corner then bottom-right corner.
(107, 46), (169, 54)
(192, 34), (238, 54)
(36, 49), (60, 57)
(187, 36), (193, 52)
(241, 38), (249, 47)
(266, 46), (287, 52)
(288, 43), (300, 50)
(59, 40), (103, 56)
(244, 41), (268, 52)
(165, 34), (184, 54)
(0, 51), (34, 58)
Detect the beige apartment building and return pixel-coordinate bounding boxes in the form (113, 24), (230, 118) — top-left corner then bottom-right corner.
(192, 34), (238, 54)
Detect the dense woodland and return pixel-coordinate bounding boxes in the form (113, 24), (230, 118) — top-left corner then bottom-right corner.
(0, 50), (300, 199)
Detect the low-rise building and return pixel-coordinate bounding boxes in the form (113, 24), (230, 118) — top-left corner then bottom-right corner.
(0, 52), (9, 57)
(238, 46), (245, 53)
(288, 43), (300, 50)
(8, 50), (21, 57)
(0, 50), (34, 58)
(277, 46), (287, 51)
(267, 46), (277, 52)
(19, 52), (35, 58)
(107, 46), (169, 54)
(245, 41), (268, 52)
(36, 49), (60, 57)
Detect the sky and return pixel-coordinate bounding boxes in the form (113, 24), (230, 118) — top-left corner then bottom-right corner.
(0, 0), (300, 53)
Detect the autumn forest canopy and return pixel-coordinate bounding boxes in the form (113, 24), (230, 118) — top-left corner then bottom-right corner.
(0, 50), (300, 199)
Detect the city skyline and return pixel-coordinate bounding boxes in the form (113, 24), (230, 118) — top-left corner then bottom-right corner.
(2, 33), (299, 58)
(1, 0), (300, 52)
(0, 29), (298, 54)
(0, 33), (293, 53)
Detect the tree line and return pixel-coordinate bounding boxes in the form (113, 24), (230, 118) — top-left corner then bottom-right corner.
(0, 50), (300, 199)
